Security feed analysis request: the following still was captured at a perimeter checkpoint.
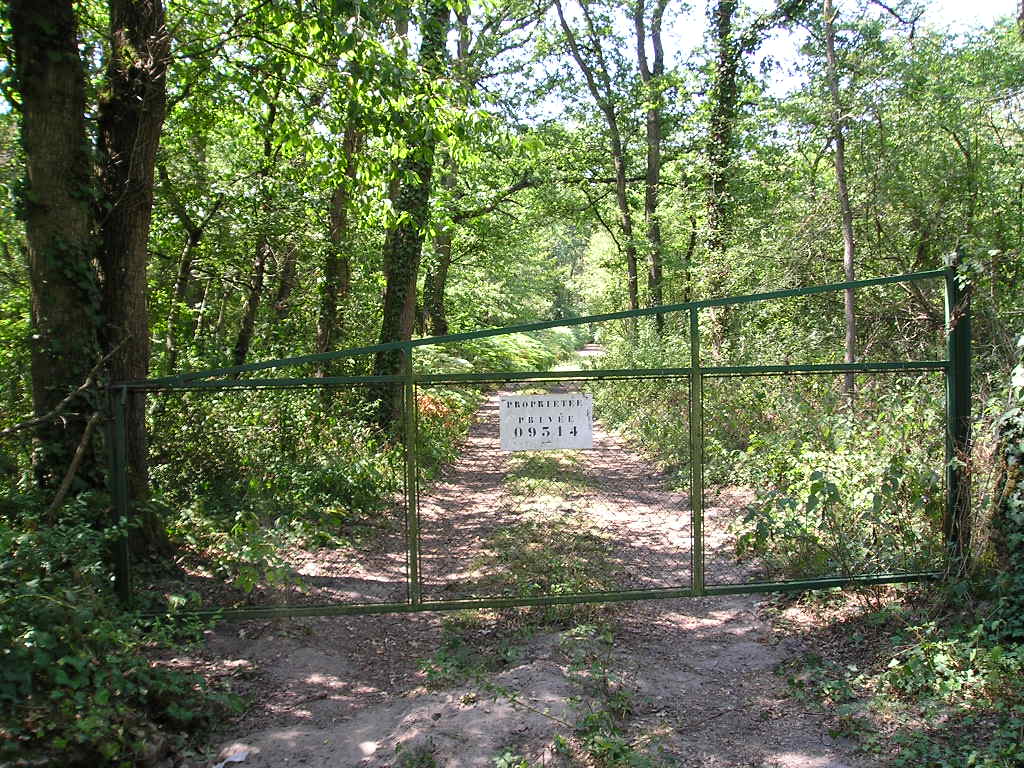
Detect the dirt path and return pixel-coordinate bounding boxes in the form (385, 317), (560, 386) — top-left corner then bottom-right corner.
(175, 347), (863, 768)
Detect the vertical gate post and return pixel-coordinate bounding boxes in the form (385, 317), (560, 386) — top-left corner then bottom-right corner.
(108, 386), (132, 605)
(403, 348), (422, 604)
(689, 307), (705, 595)
(944, 253), (972, 572)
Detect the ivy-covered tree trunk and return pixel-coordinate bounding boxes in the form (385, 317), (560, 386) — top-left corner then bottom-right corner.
(371, 0), (450, 428)
(992, 339), (1023, 639)
(9, 0), (102, 493)
(823, 0), (857, 396)
(424, 156), (457, 338)
(706, 0), (809, 259)
(635, 0), (669, 331)
(97, 0), (170, 555)
(316, 123), (360, 374)
(424, 226), (453, 337)
(706, 0), (741, 259)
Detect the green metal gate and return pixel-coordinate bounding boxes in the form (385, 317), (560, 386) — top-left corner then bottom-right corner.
(109, 267), (971, 619)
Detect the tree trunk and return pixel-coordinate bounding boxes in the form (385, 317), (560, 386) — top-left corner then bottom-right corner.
(96, 0), (170, 554)
(823, 0), (857, 396)
(372, 0), (450, 428)
(231, 100), (279, 370)
(683, 216), (698, 303)
(232, 236), (269, 368)
(635, 0), (669, 332)
(422, 13), (469, 340)
(425, 227), (453, 337)
(158, 163), (216, 375)
(316, 124), (360, 373)
(272, 246), (299, 320)
(707, 0), (741, 258)
(9, 0), (103, 493)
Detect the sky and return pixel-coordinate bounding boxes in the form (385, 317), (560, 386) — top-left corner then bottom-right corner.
(662, 1), (1016, 55)
(659, 0), (1018, 96)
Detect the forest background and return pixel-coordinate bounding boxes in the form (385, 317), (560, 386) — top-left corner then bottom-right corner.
(0, 0), (1023, 765)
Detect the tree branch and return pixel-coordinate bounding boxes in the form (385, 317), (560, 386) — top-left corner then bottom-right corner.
(44, 410), (102, 521)
(451, 173), (536, 222)
(0, 343), (125, 439)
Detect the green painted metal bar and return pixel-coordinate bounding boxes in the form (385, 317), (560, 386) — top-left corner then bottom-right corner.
(148, 570), (942, 622)
(689, 307), (704, 596)
(123, 360), (951, 394)
(417, 360), (947, 385)
(137, 269), (946, 385)
(944, 257), (972, 572)
(404, 350), (422, 605)
(110, 388), (132, 605)
(702, 361), (947, 377)
(703, 571), (942, 596)
(122, 374), (407, 391)
(145, 587), (699, 621)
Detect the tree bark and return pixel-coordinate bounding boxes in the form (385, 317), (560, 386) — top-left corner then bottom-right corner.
(823, 0), (857, 396)
(272, 246), (299, 320)
(232, 100), (279, 369)
(425, 226), (453, 337)
(635, 0), (669, 331)
(422, 11), (470, 340)
(96, 0), (170, 554)
(158, 163), (222, 375)
(316, 123), (360, 373)
(707, 0), (741, 258)
(372, 0), (450, 427)
(232, 236), (269, 368)
(706, 0), (809, 258)
(9, 0), (103, 493)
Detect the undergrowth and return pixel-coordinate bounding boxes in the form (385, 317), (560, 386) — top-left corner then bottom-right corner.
(771, 585), (1024, 768)
(0, 496), (240, 766)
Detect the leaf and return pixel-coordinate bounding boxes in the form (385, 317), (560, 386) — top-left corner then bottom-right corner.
(212, 748), (252, 767)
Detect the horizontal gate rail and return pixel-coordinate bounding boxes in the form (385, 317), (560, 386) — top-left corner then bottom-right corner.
(118, 360), (950, 392)
(147, 571), (942, 622)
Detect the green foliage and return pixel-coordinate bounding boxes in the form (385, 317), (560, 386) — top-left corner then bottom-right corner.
(395, 739), (439, 768)
(146, 389), (405, 598)
(587, 374), (690, 484)
(783, 611), (1024, 768)
(493, 751), (531, 768)
(0, 497), (238, 765)
(734, 449), (945, 579)
(989, 332), (1024, 641)
(417, 328), (585, 376)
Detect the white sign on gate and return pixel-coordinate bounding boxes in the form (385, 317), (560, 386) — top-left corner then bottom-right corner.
(499, 394), (593, 451)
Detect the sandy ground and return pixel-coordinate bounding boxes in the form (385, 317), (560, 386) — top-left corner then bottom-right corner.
(161, 347), (864, 767)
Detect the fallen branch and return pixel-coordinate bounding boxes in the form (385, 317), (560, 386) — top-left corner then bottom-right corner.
(0, 342), (124, 439)
(45, 410), (102, 522)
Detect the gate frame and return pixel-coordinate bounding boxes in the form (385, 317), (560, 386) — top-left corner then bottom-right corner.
(109, 264), (971, 619)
